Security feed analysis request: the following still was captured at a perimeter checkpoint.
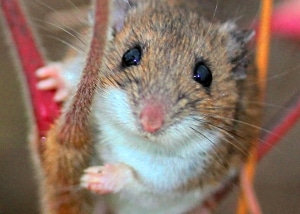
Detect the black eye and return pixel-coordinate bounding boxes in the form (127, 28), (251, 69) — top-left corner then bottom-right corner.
(193, 61), (212, 87)
(122, 46), (142, 67)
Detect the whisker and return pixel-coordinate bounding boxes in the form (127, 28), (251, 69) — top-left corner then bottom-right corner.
(245, 66), (300, 89)
(198, 114), (277, 138)
(199, 0), (219, 52)
(42, 35), (87, 56)
(211, 0), (219, 21)
(193, 98), (297, 112)
(33, 0), (89, 29)
(191, 118), (249, 155)
(32, 18), (88, 47)
(66, 0), (87, 16)
(32, 0), (59, 13)
(189, 126), (228, 170)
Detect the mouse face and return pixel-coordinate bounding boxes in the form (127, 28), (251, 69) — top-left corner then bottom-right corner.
(94, 2), (254, 150)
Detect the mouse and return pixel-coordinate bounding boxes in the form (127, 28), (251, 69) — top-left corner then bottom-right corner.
(36, 0), (262, 213)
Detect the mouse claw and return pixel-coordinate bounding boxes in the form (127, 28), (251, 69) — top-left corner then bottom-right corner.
(36, 77), (58, 90)
(80, 164), (133, 195)
(35, 62), (69, 102)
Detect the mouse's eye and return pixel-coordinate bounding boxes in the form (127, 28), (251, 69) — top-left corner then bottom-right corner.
(193, 61), (212, 87)
(122, 46), (142, 67)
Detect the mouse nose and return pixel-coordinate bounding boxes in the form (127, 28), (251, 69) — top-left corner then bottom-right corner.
(139, 104), (164, 133)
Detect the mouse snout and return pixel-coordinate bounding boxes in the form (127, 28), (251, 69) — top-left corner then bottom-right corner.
(139, 103), (164, 133)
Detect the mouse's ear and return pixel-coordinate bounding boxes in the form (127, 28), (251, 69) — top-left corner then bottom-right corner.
(219, 22), (255, 80)
(110, 0), (139, 33)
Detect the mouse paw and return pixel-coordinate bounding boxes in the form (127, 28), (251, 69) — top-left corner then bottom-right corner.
(36, 63), (69, 102)
(80, 163), (133, 195)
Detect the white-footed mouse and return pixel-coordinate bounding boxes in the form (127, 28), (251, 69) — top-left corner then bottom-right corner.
(36, 0), (262, 213)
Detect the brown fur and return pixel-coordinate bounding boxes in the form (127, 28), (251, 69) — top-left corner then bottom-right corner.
(34, 0), (262, 213)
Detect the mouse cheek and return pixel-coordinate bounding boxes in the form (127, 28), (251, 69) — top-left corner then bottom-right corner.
(139, 104), (165, 133)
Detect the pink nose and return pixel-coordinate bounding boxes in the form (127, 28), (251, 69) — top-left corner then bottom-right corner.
(140, 104), (164, 133)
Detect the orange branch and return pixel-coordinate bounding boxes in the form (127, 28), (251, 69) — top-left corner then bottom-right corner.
(237, 0), (273, 213)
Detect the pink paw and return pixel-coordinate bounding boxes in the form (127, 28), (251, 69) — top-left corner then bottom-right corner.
(80, 163), (133, 195)
(36, 63), (69, 102)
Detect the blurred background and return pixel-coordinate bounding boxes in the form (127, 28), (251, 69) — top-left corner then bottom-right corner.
(0, 0), (299, 213)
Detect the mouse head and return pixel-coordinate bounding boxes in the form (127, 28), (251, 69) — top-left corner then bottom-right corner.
(95, 0), (255, 147)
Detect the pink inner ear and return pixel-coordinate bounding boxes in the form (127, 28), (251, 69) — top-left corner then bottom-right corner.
(111, 10), (125, 32)
(271, 0), (300, 38)
(111, 0), (132, 33)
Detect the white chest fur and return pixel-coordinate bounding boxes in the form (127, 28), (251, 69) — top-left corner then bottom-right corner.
(92, 88), (225, 213)
(94, 120), (223, 214)
(97, 120), (217, 191)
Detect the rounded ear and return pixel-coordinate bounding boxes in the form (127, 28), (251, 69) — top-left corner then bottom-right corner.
(219, 22), (255, 80)
(111, 0), (140, 32)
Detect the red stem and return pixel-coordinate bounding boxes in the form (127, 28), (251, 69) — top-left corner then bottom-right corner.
(258, 96), (300, 160)
(0, 0), (60, 137)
